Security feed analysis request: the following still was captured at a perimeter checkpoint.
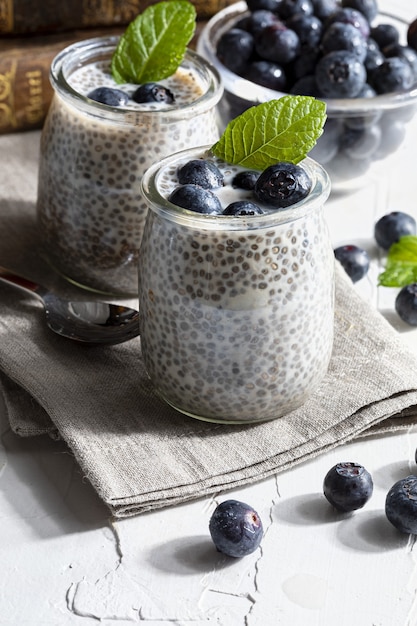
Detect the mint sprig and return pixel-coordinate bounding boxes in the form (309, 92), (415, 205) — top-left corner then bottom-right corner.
(211, 95), (327, 169)
(378, 235), (417, 287)
(111, 0), (196, 84)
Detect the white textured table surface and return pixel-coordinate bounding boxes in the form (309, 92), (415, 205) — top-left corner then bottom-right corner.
(3, 6), (417, 624)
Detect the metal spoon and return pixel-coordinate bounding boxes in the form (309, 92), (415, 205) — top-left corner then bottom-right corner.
(0, 266), (140, 345)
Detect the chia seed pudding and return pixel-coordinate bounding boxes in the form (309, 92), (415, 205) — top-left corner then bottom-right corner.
(139, 147), (334, 424)
(36, 36), (222, 296)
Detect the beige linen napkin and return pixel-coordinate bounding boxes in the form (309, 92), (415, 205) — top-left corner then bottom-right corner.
(1, 263), (417, 517)
(1, 131), (417, 518)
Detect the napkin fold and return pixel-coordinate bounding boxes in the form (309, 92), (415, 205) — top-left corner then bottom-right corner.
(1, 264), (417, 517)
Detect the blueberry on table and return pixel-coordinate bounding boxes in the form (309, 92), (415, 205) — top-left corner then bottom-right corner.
(323, 462), (373, 512)
(223, 201), (265, 216)
(87, 86), (129, 106)
(395, 284), (417, 326)
(374, 211), (416, 249)
(385, 475), (417, 534)
(254, 162), (312, 208)
(209, 500), (263, 557)
(315, 50), (367, 98)
(334, 244), (370, 283)
(132, 83), (175, 104)
(177, 160), (224, 189)
(168, 184), (223, 215)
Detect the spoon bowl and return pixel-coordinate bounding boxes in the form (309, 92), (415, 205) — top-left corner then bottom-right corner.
(0, 266), (140, 345)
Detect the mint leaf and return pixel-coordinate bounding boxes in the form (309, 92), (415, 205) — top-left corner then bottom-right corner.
(378, 235), (417, 287)
(211, 95), (327, 169)
(111, 0), (196, 84)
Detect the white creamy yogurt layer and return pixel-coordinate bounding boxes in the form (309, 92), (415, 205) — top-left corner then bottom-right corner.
(68, 60), (206, 109)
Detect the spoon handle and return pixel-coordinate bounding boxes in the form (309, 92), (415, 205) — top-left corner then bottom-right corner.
(0, 266), (43, 295)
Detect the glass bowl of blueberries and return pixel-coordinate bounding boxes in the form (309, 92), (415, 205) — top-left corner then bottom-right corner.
(197, 0), (417, 192)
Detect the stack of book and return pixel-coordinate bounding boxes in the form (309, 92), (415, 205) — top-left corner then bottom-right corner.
(0, 0), (229, 134)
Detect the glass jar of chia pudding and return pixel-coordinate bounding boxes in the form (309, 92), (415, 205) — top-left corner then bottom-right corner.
(36, 36), (223, 296)
(139, 146), (334, 424)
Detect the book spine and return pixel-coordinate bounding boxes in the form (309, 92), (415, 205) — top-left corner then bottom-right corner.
(0, 52), (52, 134)
(0, 0), (229, 34)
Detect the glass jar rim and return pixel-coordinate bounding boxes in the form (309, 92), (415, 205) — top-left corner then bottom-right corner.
(197, 1), (417, 117)
(141, 145), (331, 231)
(50, 35), (223, 122)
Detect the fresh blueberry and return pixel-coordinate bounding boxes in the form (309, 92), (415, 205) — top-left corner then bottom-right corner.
(320, 22), (368, 61)
(290, 74), (321, 95)
(177, 159), (224, 189)
(383, 44), (417, 81)
(246, 0), (282, 11)
(232, 170), (260, 190)
(242, 10), (282, 36)
(168, 185), (223, 215)
(341, 0), (378, 23)
(371, 57), (415, 94)
(216, 29), (255, 74)
(87, 86), (129, 106)
(395, 284), (417, 326)
(374, 211), (417, 249)
(244, 60), (288, 91)
(385, 475), (417, 533)
(292, 50), (321, 79)
(223, 201), (265, 215)
(334, 244), (370, 282)
(209, 499), (263, 557)
(255, 23), (301, 65)
(310, 0), (337, 21)
(277, 0), (314, 20)
(370, 23), (400, 50)
(254, 162), (312, 208)
(286, 14), (323, 51)
(323, 462), (373, 512)
(326, 7), (370, 39)
(364, 38), (384, 74)
(132, 83), (175, 104)
(315, 50), (367, 97)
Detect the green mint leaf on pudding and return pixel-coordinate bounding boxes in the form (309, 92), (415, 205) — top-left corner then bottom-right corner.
(111, 0), (196, 84)
(211, 95), (327, 169)
(378, 235), (417, 287)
